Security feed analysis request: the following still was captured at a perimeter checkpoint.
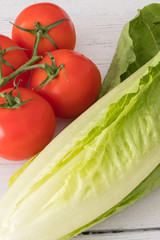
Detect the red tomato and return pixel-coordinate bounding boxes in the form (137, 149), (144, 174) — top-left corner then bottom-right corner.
(0, 88), (56, 160)
(30, 49), (101, 118)
(12, 3), (76, 57)
(0, 35), (30, 91)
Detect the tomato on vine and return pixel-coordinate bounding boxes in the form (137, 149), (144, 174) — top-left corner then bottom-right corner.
(30, 49), (101, 118)
(0, 87), (56, 160)
(12, 3), (76, 57)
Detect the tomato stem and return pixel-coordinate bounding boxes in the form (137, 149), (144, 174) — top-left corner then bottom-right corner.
(32, 28), (43, 57)
(0, 46), (3, 80)
(0, 55), (42, 89)
(0, 80), (33, 109)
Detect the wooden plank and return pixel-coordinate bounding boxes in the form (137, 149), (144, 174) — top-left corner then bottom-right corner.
(75, 230), (160, 239)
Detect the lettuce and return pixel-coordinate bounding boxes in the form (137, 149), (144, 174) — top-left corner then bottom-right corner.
(1, 49), (160, 239)
(99, 3), (160, 97)
(8, 155), (37, 188)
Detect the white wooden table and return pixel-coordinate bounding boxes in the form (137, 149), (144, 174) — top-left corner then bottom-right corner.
(0, 0), (160, 239)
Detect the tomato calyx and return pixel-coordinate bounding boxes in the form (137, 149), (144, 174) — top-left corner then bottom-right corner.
(11, 18), (69, 57)
(35, 52), (67, 90)
(0, 81), (33, 109)
(29, 52), (67, 90)
(0, 45), (27, 78)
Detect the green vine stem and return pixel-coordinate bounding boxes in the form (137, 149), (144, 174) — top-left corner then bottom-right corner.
(0, 46), (3, 79)
(32, 28), (43, 57)
(0, 80), (33, 109)
(0, 18), (68, 90)
(0, 55), (42, 89)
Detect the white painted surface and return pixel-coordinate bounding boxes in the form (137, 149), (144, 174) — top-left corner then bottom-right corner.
(0, 0), (160, 239)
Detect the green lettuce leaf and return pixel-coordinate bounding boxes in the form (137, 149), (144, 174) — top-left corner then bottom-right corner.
(99, 3), (160, 98)
(1, 51), (160, 240)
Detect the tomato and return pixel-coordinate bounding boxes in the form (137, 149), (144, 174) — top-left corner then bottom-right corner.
(0, 87), (56, 160)
(12, 3), (76, 57)
(30, 49), (101, 118)
(0, 35), (30, 91)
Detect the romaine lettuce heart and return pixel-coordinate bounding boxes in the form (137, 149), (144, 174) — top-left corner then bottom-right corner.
(1, 52), (160, 239)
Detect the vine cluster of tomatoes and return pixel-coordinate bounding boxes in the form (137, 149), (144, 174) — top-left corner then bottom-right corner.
(0, 2), (101, 161)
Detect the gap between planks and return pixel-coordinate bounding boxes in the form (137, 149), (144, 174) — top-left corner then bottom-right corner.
(75, 228), (160, 239)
